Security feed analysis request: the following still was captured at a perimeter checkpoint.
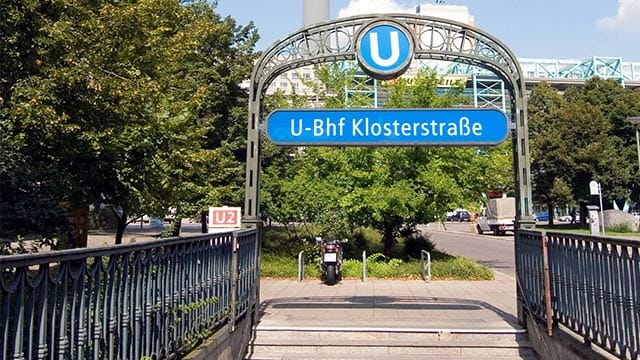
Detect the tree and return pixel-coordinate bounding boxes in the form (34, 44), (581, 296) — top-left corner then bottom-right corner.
(261, 65), (514, 256)
(528, 80), (634, 222)
(0, 0), (258, 244)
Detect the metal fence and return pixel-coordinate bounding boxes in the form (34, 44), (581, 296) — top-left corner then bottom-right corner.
(0, 229), (259, 360)
(517, 229), (640, 359)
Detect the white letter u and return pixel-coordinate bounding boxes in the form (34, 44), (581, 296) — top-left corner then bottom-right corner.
(369, 31), (400, 67)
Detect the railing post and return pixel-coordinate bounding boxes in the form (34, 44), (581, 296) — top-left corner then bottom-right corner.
(297, 251), (304, 282)
(421, 250), (431, 283)
(230, 232), (239, 332)
(542, 233), (553, 336)
(362, 251), (367, 282)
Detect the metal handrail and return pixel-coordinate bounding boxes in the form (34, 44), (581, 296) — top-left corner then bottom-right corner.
(420, 249), (432, 283)
(297, 250), (304, 281)
(0, 230), (259, 360)
(517, 229), (640, 359)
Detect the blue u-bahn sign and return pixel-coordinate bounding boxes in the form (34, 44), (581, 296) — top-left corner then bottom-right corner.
(356, 20), (415, 80)
(266, 109), (509, 146)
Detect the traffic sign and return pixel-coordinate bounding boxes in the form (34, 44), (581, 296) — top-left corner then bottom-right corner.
(356, 20), (414, 80)
(208, 206), (241, 229)
(266, 108), (509, 146)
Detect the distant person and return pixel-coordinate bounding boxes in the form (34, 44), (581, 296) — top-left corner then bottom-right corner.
(570, 208), (576, 224)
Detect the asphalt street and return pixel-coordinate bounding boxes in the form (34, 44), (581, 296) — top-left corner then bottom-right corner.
(419, 222), (516, 278)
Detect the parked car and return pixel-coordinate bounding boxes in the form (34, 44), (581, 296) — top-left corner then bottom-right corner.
(534, 212), (549, 222)
(450, 210), (471, 222)
(558, 212), (580, 222)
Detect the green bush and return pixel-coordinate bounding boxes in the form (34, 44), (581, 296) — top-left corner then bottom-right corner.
(262, 226), (319, 257)
(260, 253), (321, 278)
(260, 224), (494, 281)
(260, 252), (493, 281)
(431, 256), (493, 280)
(342, 227), (383, 259)
(403, 232), (435, 260)
(342, 259), (364, 278)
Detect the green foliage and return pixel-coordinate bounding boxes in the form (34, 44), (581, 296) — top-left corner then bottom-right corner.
(342, 227), (383, 259)
(262, 224), (320, 257)
(260, 253), (321, 278)
(549, 178), (575, 211)
(261, 65), (510, 256)
(431, 256), (494, 280)
(362, 254), (410, 278)
(528, 79), (640, 214)
(1, 0), (258, 244)
(403, 232), (435, 260)
(260, 251), (493, 280)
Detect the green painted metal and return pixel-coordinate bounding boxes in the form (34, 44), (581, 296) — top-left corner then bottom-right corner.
(517, 230), (640, 359)
(0, 230), (259, 359)
(243, 13), (534, 231)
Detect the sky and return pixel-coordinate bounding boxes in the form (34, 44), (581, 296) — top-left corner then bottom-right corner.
(216, 0), (640, 62)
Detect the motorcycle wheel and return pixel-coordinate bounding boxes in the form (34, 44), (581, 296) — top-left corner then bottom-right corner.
(325, 264), (337, 285)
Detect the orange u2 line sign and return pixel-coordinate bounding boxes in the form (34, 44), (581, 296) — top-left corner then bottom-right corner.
(208, 207), (241, 228)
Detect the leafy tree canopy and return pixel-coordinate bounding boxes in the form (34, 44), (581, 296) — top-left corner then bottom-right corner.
(0, 0), (258, 244)
(261, 64), (514, 256)
(528, 78), (639, 220)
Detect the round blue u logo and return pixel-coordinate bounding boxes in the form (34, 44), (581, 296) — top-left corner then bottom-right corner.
(356, 20), (415, 80)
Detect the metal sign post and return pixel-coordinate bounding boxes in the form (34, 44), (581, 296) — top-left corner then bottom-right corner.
(243, 12), (534, 327)
(589, 180), (605, 235)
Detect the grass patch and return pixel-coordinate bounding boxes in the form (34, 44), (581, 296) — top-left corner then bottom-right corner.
(260, 251), (494, 281)
(538, 223), (640, 238)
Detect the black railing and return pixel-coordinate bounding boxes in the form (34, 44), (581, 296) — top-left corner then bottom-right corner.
(517, 229), (640, 359)
(0, 229), (259, 360)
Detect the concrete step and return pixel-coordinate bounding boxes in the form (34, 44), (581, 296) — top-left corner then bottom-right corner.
(247, 355), (537, 360)
(245, 327), (536, 359)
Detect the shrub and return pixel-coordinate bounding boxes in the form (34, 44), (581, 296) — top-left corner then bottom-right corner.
(260, 253), (321, 278)
(403, 231), (435, 260)
(431, 256), (494, 280)
(343, 227), (383, 259)
(263, 226), (318, 257)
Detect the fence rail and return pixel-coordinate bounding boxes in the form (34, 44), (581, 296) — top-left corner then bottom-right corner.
(517, 229), (640, 359)
(0, 229), (259, 360)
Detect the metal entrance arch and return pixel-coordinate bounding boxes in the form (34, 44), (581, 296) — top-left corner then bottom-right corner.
(243, 13), (534, 229)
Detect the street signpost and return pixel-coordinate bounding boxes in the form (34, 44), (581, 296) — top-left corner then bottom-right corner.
(589, 180), (605, 235)
(266, 108), (509, 146)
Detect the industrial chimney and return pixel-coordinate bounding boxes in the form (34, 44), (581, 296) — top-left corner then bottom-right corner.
(303, 0), (330, 26)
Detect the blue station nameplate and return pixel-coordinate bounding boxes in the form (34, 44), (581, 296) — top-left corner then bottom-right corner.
(265, 108), (509, 146)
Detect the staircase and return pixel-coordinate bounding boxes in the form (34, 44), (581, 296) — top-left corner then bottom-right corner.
(245, 326), (536, 359)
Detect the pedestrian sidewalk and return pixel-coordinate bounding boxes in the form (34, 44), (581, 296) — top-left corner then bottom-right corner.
(257, 272), (521, 332)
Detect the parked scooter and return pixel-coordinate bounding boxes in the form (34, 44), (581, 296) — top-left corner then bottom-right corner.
(316, 236), (348, 285)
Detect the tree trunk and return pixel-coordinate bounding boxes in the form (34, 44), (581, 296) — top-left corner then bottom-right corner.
(383, 222), (395, 257)
(201, 210), (208, 233)
(169, 217), (182, 237)
(547, 201), (554, 226)
(114, 209), (127, 245)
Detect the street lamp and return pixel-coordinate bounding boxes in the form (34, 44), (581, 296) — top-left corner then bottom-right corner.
(627, 116), (640, 171)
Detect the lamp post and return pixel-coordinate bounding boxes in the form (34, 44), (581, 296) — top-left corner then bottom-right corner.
(627, 116), (640, 171)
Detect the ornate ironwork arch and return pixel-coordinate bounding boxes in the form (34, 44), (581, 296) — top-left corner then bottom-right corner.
(243, 14), (533, 229)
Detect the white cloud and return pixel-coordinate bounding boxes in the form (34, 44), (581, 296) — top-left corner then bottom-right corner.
(337, 0), (415, 18)
(597, 0), (640, 32)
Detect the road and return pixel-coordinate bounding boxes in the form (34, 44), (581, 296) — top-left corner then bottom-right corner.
(418, 222), (516, 278)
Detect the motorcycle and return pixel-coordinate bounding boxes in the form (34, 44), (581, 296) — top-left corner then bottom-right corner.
(316, 236), (348, 285)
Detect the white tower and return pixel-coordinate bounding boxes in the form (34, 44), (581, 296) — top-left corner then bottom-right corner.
(303, 0), (330, 26)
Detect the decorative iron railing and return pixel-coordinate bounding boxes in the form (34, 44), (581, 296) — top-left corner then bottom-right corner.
(0, 229), (259, 360)
(517, 229), (640, 359)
